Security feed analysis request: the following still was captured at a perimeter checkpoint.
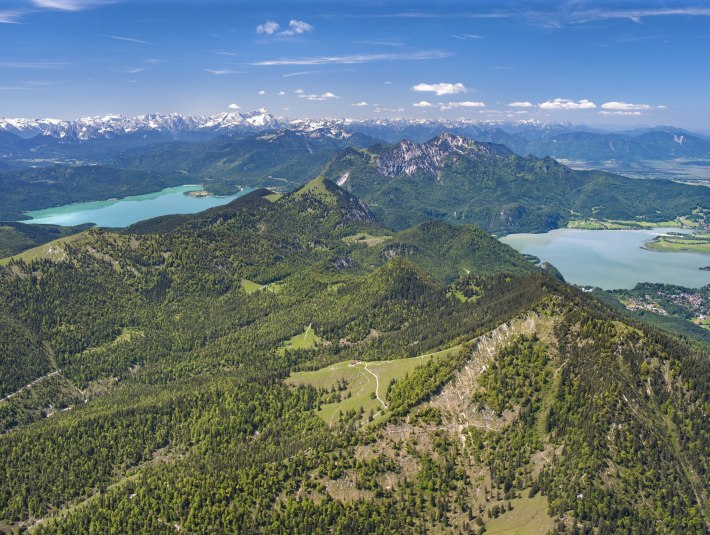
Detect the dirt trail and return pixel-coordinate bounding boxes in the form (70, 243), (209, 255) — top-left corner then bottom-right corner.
(0, 370), (61, 403)
(363, 364), (388, 409)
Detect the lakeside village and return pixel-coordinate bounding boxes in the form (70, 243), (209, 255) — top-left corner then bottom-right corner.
(623, 286), (710, 328)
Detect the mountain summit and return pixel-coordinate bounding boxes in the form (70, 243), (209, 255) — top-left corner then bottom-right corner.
(376, 134), (513, 179)
(323, 133), (710, 233)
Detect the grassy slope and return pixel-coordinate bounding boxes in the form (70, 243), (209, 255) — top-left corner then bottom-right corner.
(0, 230), (91, 266)
(278, 325), (322, 355)
(287, 345), (461, 425)
(0, 222), (93, 260)
(484, 495), (554, 535)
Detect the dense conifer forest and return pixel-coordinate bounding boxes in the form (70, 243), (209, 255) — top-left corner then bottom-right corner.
(0, 178), (707, 534)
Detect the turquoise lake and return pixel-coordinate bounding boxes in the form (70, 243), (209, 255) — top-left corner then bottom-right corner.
(22, 185), (253, 228)
(500, 228), (710, 289)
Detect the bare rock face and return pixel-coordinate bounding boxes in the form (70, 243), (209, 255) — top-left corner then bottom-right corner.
(376, 133), (511, 179)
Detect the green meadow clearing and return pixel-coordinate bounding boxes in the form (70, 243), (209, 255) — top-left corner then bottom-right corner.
(484, 494), (554, 535)
(287, 345), (462, 425)
(240, 278), (284, 294)
(277, 324), (322, 356)
(342, 232), (392, 247)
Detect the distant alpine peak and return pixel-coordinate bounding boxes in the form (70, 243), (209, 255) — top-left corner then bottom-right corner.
(0, 109), (282, 141)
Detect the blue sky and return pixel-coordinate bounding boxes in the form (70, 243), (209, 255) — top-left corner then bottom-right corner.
(1, 0), (710, 129)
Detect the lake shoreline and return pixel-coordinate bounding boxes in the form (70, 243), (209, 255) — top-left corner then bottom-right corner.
(19, 184), (253, 228)
(500, 227), (710, 290)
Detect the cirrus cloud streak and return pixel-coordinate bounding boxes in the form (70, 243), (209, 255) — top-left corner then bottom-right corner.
(250, 50), (449, 66)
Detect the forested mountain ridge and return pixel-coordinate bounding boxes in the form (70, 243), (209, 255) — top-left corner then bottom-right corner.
(1, 129), (707, 237)
(0, 179), (707, 534)
(322, 133), (710, 233)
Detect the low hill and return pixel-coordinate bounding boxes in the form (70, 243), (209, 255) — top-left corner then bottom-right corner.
(355, 220), (534, 282)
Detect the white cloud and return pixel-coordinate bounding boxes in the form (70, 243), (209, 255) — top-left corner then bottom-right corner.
(0, 10), (25, 23)
(31, 0), (110, 10)
(258, 90), (266, 95)
(601, 101), (651, 111)
(258, 19), (314, 37)
(508, 101), (533, 108)
(452, 33), (482, 40)
(286, 19), (313, 34)
(228, 103), (241, 110)
(205, 69), (238, 75)
(352, 101), (369, 107)
(251, 50), (449, 66)
(440, 100), (485, 110)
(384, 80), (392, 85)
(256, 20), (280, 35)
(412, 82), (468, 96)
(298, 91), (339, 101)
(539, 98), (596, 110)
(278, 91), (286, 96)
(294, 88), (304, 94)
(413, 101), (434, 107)
(599, 110), (642, 116)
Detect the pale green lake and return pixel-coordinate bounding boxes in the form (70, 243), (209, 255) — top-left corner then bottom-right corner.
(500, 228), (710, 289)
(22, 185), (253, 228)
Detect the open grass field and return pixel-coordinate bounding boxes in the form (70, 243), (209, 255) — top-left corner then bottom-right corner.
(567, 218), (685, 230)
(292, 176), (336, 205)
(342, 232), (392, 247)
(278, 324), (322, 355)
(240, 278), (263, 293)
(286, 345), (462, 425)
(645, 233), (710, 254)
(484, 495), (554, 535)
(240, 278), (284, 294)
(0, 231), (89, 266)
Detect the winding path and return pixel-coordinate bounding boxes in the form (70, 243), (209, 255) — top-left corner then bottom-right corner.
(363, 364), (388, 409)
(0, 370), (61, 403)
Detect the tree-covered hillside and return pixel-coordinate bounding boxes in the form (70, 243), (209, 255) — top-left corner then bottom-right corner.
(0, 179), (706, 534)
(323, 134), (710, 233)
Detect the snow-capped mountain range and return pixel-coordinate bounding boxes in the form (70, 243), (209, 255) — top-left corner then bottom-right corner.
(0, 108), (575, 143)
(0, 109), (281, 141)
(3, 110), (708, 167)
